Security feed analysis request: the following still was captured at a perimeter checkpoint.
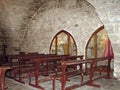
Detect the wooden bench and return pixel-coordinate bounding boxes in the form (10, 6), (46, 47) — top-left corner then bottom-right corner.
(28, 55), (83, 90)
(7, 54), (83, 89)
(8, 54), (20, 78)
(51, 57), (112, 90)
(7, 53), (43, 78)
(8, 53), (57, 83)
(17, 53), (58, 83)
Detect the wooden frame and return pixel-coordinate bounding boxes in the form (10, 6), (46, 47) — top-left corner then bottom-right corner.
(51, 56), (112, 90)
(0, 66), (10, 90)
(50, 30), (77, 55)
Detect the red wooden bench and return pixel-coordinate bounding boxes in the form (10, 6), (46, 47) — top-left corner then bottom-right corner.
(51, 57), (112, 90)
(7, 54), (83, 90)
(28, 55), (83, 90)
(8, 53), (56, 83)
(17, 54), (58, 83)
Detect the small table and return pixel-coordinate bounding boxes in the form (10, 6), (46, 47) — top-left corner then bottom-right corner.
(0, 66), (10, 90)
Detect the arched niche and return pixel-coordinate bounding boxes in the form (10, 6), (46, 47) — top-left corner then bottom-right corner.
(85, 26), (114, 58)
(85, 26), (114, 70)
(50, 30), (77, 55)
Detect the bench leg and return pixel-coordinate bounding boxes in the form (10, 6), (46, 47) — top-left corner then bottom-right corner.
(51, 77), (56, 90)
(1, 70), (6, 90)
(80, 72), (84, 83)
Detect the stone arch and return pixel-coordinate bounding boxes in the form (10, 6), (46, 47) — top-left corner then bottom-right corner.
(21, 0), (102, 55)
(85, 25), (114, 58)
(85, 25), (114, 74)
(86, 0), (120, 78)
(49, 30), (77, 55)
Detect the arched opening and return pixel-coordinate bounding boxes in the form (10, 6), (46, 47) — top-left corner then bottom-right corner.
(85, 26), (114, 71)
(85, 26), (114, 58)
(50, 30), (77, 55)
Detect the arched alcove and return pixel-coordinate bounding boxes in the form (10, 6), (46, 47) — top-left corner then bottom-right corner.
(85, 26), (114, 71)
(50, 30), (77, 55)
(85, 26), (114, 58)
(21, 0), (102, 55)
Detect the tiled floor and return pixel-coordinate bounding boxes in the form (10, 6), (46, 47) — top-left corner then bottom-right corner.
(5, 76), (120, 90)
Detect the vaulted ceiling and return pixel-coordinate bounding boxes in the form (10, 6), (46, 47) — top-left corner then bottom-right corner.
(0, 0), (87, 43)
(0, 0), (120, 55)
(0, 0), (43, 36)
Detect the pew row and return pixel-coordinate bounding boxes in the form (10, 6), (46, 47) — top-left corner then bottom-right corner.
(28, 55), (84, 90)
(8, 53), (57, 82)
(8, 54), (83, 90)
(51, 57), (112, 90)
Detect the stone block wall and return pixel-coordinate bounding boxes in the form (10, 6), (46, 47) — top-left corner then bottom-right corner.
(86, 0), (120, 41)
(0, 0), (120, 79)
(21, 0), (102, 55)
(87, 0), (120, 79)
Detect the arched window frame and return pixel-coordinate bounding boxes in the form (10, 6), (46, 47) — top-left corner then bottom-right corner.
(85, 25), (114, 59)
(49, 30), (77, 55)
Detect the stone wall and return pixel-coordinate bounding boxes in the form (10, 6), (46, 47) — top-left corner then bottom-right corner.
(0, 0), (120, 79)
(87, 0), (120, 79)
(0, 0), (42, 54)
(21, 0), (102, 55)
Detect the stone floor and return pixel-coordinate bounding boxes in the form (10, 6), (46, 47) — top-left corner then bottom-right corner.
(5, 75), (120, 90)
